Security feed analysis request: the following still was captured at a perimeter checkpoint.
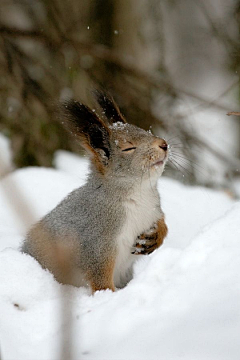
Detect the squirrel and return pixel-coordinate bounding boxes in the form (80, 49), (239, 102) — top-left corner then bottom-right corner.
(21, 91), (168, 292)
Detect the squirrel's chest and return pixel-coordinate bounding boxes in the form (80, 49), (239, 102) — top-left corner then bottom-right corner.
(116, 188), (161, 252)
(113, 188), (161, 287)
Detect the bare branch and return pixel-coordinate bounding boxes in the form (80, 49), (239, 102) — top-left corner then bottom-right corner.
(227, 111), (240, 116)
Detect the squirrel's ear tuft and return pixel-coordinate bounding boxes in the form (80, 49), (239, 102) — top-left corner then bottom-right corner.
(60, 100), (111, 161)
(93, 90), (126, 124)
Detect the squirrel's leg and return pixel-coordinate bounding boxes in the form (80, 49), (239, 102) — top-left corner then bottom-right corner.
(87, 256), (115, 293)
(132, 217), (168, 255)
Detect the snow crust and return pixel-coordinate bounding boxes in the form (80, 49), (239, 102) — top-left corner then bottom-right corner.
(0, 150), (239, 360)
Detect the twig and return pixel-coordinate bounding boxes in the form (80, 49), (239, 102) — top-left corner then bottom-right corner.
(0, 26), (57, 48)
(196, 1), (236, 49)
(227, 111), (240, 116)
(190, 81), (239, 114)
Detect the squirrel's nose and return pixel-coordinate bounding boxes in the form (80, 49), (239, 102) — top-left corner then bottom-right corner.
(153, 138), (168, 152)
(159, 140), (168, 151)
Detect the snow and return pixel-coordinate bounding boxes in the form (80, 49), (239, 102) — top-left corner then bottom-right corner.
(110, 121), (127, 130)
(0, 149), (240, 360)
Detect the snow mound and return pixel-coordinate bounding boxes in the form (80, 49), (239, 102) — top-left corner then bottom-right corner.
(0, 151), (239, 360)
(54, 149), (90, 180)
(0, 167), (80, 246)
(159, 177), (233, 248)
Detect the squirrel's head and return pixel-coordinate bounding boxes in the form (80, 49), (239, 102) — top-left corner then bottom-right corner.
(60, 91), (168, 183)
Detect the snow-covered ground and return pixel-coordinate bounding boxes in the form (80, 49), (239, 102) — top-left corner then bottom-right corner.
(0, 144), (240, 360)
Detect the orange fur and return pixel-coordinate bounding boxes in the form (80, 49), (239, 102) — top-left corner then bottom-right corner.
(135, 216), (168, 255)
(87, 257), (115, 293)
(156, 216), (168, 248)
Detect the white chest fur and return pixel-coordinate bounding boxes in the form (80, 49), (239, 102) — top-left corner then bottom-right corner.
(113, 183), (161, 288)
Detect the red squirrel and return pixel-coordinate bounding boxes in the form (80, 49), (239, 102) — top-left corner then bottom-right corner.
(22, 91), (168, 292)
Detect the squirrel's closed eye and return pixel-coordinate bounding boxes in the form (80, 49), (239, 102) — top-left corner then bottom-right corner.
(122, 147), (136, 152)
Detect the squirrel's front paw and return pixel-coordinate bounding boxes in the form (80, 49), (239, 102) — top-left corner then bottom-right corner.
(132, 224), (159, 255)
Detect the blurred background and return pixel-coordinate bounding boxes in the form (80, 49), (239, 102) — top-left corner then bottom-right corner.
(0, 0), (239, 190)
